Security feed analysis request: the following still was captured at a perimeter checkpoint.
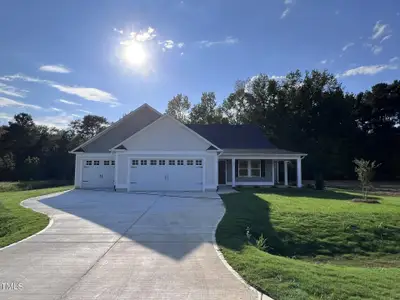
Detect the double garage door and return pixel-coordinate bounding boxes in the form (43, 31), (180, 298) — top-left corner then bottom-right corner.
(129, 158), (203, 191)
(82, 159), (115, 189)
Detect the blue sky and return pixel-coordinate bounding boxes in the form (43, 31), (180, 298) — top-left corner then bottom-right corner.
(0, 0), (399, 128)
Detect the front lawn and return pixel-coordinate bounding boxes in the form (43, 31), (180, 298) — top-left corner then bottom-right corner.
(0, 186), (72, 248)
(216, 188), (400, 300)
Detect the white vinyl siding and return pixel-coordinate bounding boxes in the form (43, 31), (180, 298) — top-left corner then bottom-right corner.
(122, 117), (211, 151)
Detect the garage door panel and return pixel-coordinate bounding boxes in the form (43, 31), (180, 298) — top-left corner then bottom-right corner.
(82, 159), (115, 189)
(129, 158), (203, 192)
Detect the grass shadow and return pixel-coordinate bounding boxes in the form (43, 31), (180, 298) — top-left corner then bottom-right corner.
(217, 189), (396, 261)
(216, 190), (285, 254)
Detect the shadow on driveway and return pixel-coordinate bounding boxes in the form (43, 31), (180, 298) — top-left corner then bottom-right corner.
(38, 189), (224, 261)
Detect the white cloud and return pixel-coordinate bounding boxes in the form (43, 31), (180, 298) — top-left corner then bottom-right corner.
(0, 112), (13, 122)
(270, 75), (286, 80)
(0, 73), (118, 105)
(0, 73), (50, 84)
(39, 64), (71, 73)
(71, 114), (81, 118)
(320, 59), (328, 64)
(134, 27), (156, 42)
(371, 45), (383, 55)
(77, 109), (92, 114)
(50, 107), (63, 112)
(159, 40), (175, 50)
(59, 99), (82, 106)
(281, 8), (290, 18)
(113, 28), (124, 35)
(380, 35), (392, 43)
(199, 36), (239, 47)
(371, 21), (389, 40)
(0, 83), (28, 98)
(0, 97), (42, 110)
(177, 42), (184, 48)
(341, 64), (398, 77)
(35, 113), (75, 128)
(51, 84), (117, 104)
(389, 56), (399, 63)
(342, 42), (355, 51)
(281, 0), (295, 19)
(180, 52), (184, 56)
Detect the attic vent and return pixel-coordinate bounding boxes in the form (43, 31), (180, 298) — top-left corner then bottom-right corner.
(115, 145), (127, 150)
(74, 147), (85, 152)
(207, 146), (218, 151)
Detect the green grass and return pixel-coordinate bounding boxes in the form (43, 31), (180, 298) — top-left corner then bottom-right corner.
(216, 188), (400, 300)
(0, 180), (73, 192)
(0, 186), (72, 248)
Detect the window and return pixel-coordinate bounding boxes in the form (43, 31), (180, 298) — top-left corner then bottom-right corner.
(111, 160), (115, 166)
(86, 160), (92, 166)
(238, 160), (248, 177)
(150, 160), (157, 165)
(140, 160), (147, 165)
(94, 160), (100, 165)
(238, 160), (262, 177)
(195, 160), (202, 166)
(250, 160), (261, 177)
(187, 160), (193, 165)
(132, 160), (139, 166)
(104, 160), (110, 165)
(159, 160), (166, 165)
(177, 159), (184, 165)
(169, 160), (175, 165)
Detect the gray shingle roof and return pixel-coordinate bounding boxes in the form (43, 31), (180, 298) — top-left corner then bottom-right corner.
(186, 124), (277, 149)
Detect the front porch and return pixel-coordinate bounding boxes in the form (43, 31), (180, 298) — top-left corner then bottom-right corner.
(218, 151), (305, 188)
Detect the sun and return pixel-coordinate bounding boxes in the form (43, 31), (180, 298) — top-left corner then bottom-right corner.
(123, 42), (147, 66)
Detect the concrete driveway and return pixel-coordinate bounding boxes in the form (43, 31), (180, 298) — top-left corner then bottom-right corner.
(0, 190), (257, 300)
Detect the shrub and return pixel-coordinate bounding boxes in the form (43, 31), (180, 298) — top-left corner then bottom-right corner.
(353, 159), (380, 200)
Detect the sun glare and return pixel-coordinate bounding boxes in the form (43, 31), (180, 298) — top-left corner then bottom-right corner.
(123, 42), (147, 66)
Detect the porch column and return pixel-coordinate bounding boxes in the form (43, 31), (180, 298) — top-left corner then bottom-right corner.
(284, 161), (288, 186)
(231, 158), (236, 187)
(114, 152), (119, 189)
(296, 158), (302, 188)
(276, 161), (280, 183)
(271, 160), (275, 184)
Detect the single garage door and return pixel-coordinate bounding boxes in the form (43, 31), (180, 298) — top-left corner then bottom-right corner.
(129, 158), (203, 191)
(82, 159), (115, 189)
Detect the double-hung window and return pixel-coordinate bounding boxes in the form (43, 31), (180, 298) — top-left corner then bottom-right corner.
(238, 161), (248, 177)
(250, 160), (261, 177)
(238, 160), (261, 177)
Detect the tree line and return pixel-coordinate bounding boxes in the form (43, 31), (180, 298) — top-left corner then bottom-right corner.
(1, 70), (399, 182)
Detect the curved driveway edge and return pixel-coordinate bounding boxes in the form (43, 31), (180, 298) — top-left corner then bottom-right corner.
(0, 190), (72, 252)
(0, 190), (260, 299)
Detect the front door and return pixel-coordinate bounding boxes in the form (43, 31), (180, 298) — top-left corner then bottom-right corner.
(218, 160), (226, 184)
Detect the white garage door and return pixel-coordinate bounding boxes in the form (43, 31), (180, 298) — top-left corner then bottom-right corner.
(82, 159), (115, 189)
(129, 158), (203, 191)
